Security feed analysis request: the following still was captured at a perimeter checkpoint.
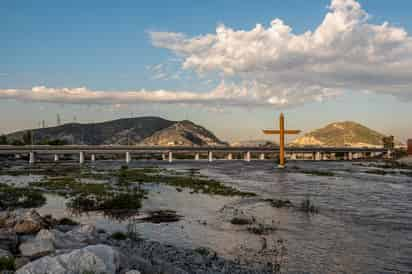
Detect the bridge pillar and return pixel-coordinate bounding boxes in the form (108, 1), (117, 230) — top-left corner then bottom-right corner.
(161, 153), (166, 161)
(259, 153), (265, 160)
(125, 152), (131, 163)
(79, 151), (85, 164)
(168, 151), (173, 163)
(91, 154), (96, 162)
(195, 153), (200, 161)
(386, 150), (392, 159)
(227, 153), (233, 160)
(29, 152), (35, 165)
(208, 151), (213, 162)
(54, 154), (59, 162)
(315, 152), (322, 161)
(244, 151), (251, 162)
(348, 152), (353, 161)
(290, 153), (297, 160)
(323, 153), (328, 161)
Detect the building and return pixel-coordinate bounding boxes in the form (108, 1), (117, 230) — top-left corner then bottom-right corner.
(408, 139), (412, 155)
(382, 136), (395, 150)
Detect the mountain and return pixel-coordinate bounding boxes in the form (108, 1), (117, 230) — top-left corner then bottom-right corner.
(6, 117), (227, 146)
(291, 121), (388, 147)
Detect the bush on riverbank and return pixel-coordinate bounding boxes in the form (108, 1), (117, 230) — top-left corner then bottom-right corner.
(0, 184), (46, 210)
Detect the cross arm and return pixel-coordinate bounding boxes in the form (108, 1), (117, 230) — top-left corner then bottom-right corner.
(284, 130), (301, 134)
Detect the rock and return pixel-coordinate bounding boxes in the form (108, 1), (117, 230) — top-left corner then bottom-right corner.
(128, 255), (154, 274)
(14, 210), (45, 234)
(19, 239), (55, 258)
(14, 256), (31, 269)
(36, 229), (85, 249)
(0, 229), (18, 253)
(16, 255), (66, 274)
(125, 270), (141, 274)
(66, 224), (97, 243)
(16, 244), (121, 274)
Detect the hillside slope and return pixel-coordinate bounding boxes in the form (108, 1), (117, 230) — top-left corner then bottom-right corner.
(6, 117), (226, 146)
(291, 121), (387, 147)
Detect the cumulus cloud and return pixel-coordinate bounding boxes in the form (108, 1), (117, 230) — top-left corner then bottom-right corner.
(150, 0), (412, 103)
(1, 0), (411, 107)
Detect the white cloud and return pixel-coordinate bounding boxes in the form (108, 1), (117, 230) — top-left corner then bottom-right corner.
(1, 0), (411, 108)
(150, 0), (412, 103)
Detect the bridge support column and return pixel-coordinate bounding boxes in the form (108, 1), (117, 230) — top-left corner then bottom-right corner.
(244, 151), (251, 162)
(323, 153), (328, 161)
(79, 151), (85, 164)
(227, 153), (233, 160)
(312, 152), (316, 160)
(290, 153), (297, 160)
(195, 153), (200, 161)
(386, 150), (392, 159)
(161, 153), (166, 161)
(168, 152), (173, 163)
(29, 152), (35, 165)
(54, 154), (59, 162)
(125, 152), (131, 163)
(348, 152), (353, 161)
(91, 154), (96, 162)
(315, 152), (322, 161)
(259, 153), (265, 160)
(208, 151), (213, 162)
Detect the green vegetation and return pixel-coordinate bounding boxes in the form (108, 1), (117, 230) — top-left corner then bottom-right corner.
(115, 167), (256, 197)
(0, 135), (7, 145)
(33, 176), (108, 196)
(0, 257), (15, 272)
(265, 199), (293, 208)
(110, 231), (128, 241)
(230, 217), (253, 225)
(0, 184), (46, 210)
(57, 217), (79, 226)
(298, 170), (335, 177)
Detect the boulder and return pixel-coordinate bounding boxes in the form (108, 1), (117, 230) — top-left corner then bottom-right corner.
(14, 256), (31, 269)
(125, 270), (142, 274)
(19, 239), (55, 258)
(36, 229), (85, 249)
(66, 224), (97, 243)
(16, 244), (121, 274)
(14, 210), (45, 234)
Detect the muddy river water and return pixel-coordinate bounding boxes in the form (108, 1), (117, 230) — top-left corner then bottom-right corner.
(2, 160), (411, 273)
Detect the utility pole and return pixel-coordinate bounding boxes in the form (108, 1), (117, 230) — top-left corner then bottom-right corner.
(56, 114), (61, 126)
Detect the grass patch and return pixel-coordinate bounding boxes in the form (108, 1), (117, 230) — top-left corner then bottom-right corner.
(57, 217), (79, 226)
(110, 231), (128, 241)
(298, 170), (335, 177)
(0, 184), (46, 210)
(265, 199), (293, 208)
(0, 257), (15, 272)
(230, 217), (253, 225)
(116, 167), (256, 197)
(33, 176), (109, 196)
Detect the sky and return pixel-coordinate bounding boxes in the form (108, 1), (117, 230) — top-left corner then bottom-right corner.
(1, 0), (411, 142)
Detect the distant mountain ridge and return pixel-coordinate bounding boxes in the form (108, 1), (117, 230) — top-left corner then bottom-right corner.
(6, 117), (227, 146)
(291, 121), (388, 147)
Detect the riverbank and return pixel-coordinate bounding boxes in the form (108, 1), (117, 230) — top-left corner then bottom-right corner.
(0, 209), (273, 274)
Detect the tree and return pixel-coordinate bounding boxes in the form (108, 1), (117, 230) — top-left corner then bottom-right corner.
(22, 131), (32, 145)
(0, 135), (8, 145)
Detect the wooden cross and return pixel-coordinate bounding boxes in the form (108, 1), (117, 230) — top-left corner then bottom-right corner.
(263, 113), (301, 168)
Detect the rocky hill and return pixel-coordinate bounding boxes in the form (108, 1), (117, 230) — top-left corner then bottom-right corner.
(6, 117), (226, 146)
(291, 121), (388, 147)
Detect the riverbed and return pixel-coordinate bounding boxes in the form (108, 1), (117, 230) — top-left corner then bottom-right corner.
(1, 160), (411, 273)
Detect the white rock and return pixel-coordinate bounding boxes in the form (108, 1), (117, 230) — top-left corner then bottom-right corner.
(66, 224), (97, 242)
(19, 239), (54, 258)
(125, 270), (142, 274)
(36, 229), (85, 249)
(16, 244), (120, 274)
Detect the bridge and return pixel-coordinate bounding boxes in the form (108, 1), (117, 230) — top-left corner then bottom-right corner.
(0, 145), (389, 164)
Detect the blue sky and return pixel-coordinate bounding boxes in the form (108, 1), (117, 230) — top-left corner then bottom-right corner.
(1, 0), (411, 142)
